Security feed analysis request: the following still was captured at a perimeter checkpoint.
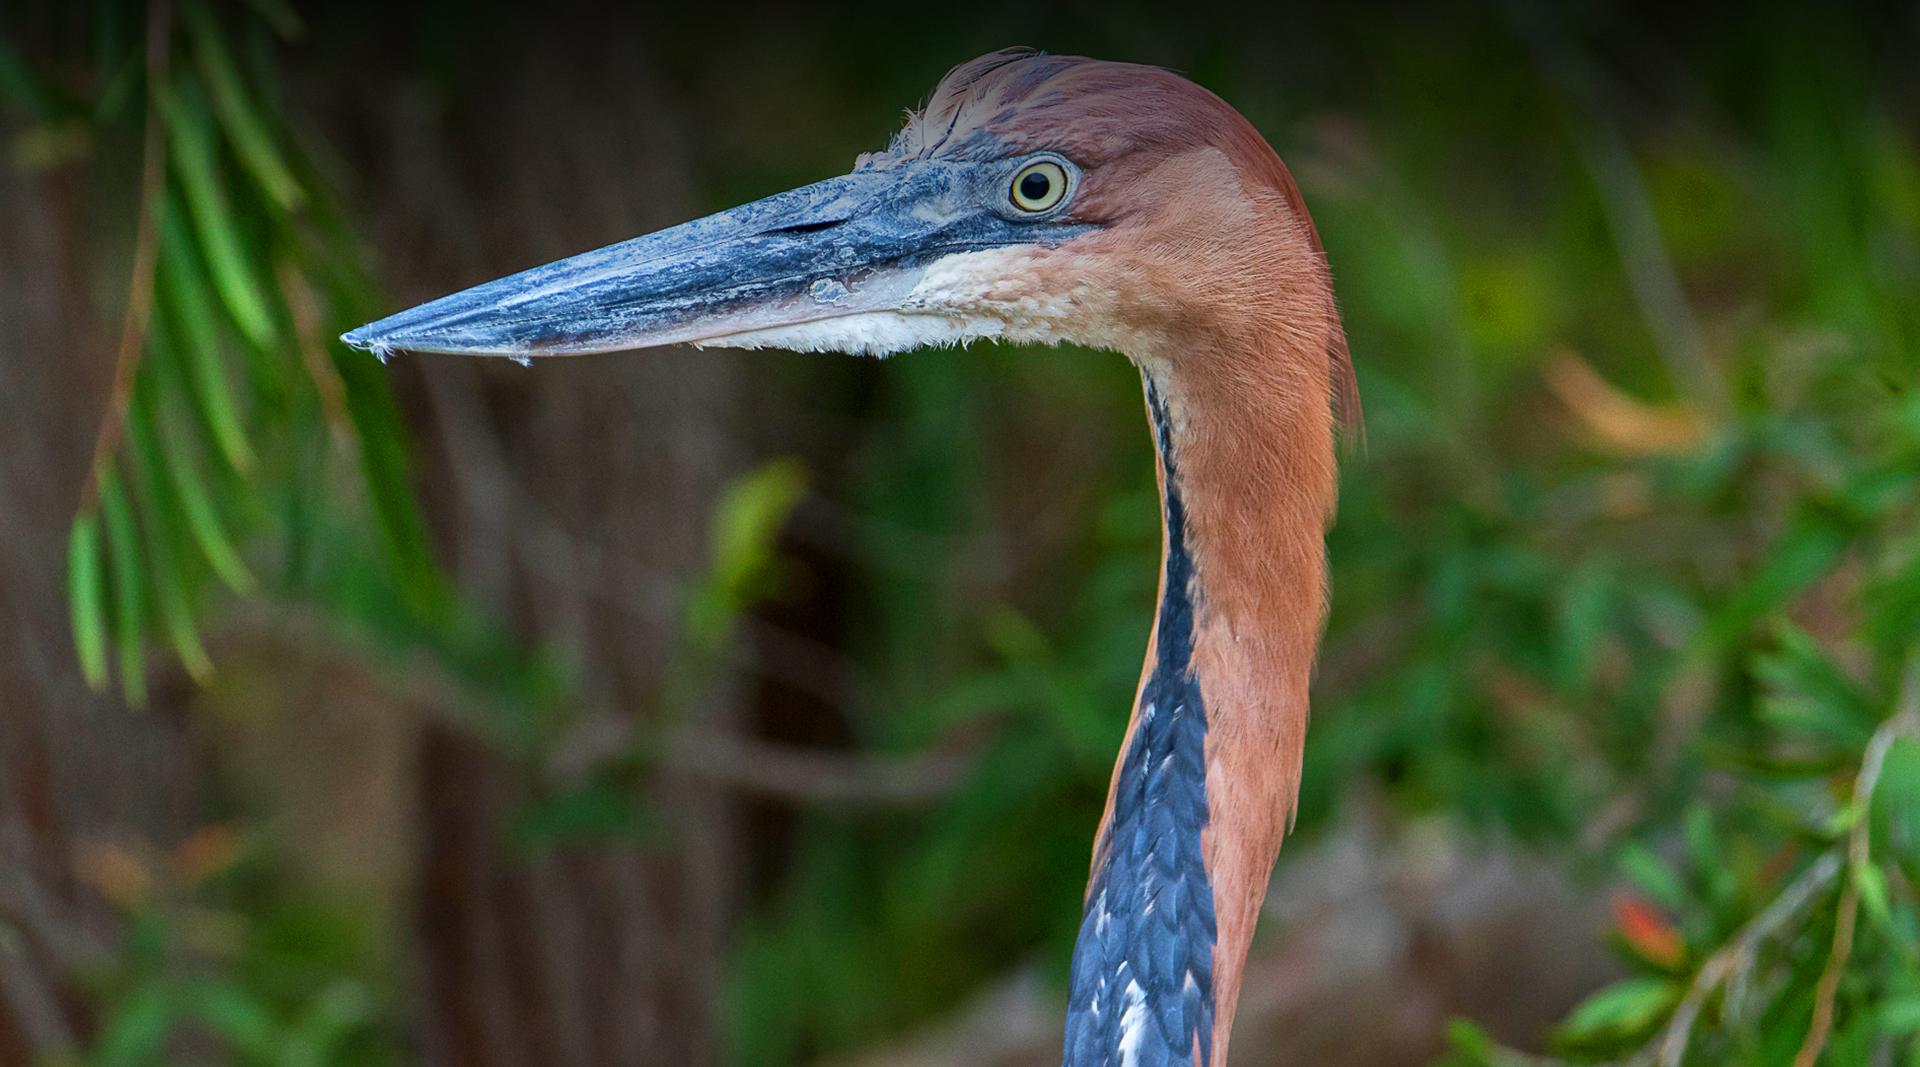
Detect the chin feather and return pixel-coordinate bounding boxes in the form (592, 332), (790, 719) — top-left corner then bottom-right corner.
(693, 307), (1083, 358)
(694, 312), (1009, 358)
(692, 247), (1085, 358)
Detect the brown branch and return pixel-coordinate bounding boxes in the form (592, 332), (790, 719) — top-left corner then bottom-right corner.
(1794, 852), (1859, 1067)
(78, 0), (172, 513)
(666, 730), (978, 808)
(276, 256), (355, 453)
(1631, 850), (1843, 1067)
(1794, 674), (1920, 1067)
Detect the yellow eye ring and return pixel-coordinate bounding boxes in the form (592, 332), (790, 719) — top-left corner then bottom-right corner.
(1010, 159), (1069, 213)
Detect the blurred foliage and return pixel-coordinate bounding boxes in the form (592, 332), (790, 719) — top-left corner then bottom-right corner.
(14, 0), (449, 715)
(60, 828), (390, 1067)
(7, 1), (1920, 1066)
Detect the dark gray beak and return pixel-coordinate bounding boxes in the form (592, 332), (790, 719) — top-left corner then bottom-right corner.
(340, 159), (1089, 362)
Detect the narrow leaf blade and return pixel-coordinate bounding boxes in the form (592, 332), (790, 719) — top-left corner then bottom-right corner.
(99, 471), (148, 707)
(68, 513), (110, 690)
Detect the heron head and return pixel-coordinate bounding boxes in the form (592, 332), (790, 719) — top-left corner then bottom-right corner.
(343, 48), (1346, 389)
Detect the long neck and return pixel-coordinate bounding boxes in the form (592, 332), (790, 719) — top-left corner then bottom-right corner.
(1063, 342), (1337, 1067)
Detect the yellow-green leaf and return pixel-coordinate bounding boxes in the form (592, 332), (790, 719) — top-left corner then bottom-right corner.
(68, 513), (110, 690)
(172, 453), (255, 595)
(158, 405), (255, 595)
(184, 0), (304, 211)
(687, 458), (808, 649)
(157, 79), (276, 347)
(1557, 976), (1679, 1043)
(1857, 859), (1893, 935)
(157, 189), (254, 472)
(711, 457), (809, 596)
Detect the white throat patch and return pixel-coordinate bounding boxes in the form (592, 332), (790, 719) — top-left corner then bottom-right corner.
(692, 247), (1098, 358)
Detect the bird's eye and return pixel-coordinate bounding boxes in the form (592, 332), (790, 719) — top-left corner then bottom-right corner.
(1010, 159), (1069, 213)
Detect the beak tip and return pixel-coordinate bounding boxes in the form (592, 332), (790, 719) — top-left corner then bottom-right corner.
(341, 324), (399, 364)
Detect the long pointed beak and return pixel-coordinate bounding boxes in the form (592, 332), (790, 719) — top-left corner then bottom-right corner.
(342, 161), (1079, 362)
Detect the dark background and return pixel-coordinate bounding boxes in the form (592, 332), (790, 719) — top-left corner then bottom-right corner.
(3, 2), (1917, 1065)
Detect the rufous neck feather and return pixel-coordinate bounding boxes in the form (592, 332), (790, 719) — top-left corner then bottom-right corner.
(1063, 229), (1342, 1067)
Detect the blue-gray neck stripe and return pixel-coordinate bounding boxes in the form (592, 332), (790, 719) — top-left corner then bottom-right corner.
(1061, 373), (1216, 1067)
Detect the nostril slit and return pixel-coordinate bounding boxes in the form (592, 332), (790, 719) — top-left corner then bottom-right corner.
(766, 219), (846, 236)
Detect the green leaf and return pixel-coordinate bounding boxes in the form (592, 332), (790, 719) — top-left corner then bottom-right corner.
(94, 982), (173, 1067)
(1822, 800), (1864, 838)
(157, 78), (277, 348)
(9, 118), (93, 170)
(1857, 859), (1893, 935)
(1882, 995), (1920, 1037)
(1873, 737), (1920, 865)
(713, 458), (809, 594)
(1754, 621), (1877, 748)
(1445, 1017), (1497, 1057)
(183, 980), (278, 1057)
(1438, 1018), (1549, 1067)
(282, 982), (374, 1067)
(1555, 556), (1616, 691)
(1683, 805), (1726, 895)
(99, 471), (148, 708)
(514, 779), (656, 849)
(687, 458), (809, 648)
(184, 0), (305, 211)
(127, 391), (215, 682)
(1620, 842), (1687, 911)
(152, 394), (256, 595)
(1698, 519), (1848, 652)
(1557, 975), (1680, 1043)
(157, 188), (255, 472)
(68, 513), (110, 690)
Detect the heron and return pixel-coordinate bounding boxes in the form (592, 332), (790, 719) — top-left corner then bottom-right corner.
(345, 48), (1354, 1067)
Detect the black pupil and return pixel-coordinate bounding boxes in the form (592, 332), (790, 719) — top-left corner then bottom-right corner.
(1019, 170), (1053, 204)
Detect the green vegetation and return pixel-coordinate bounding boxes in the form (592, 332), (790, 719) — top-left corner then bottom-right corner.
(3, 2), (1916, 1065)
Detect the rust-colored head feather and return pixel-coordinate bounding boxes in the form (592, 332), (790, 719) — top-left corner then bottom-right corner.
(865, 47), (1360, 433)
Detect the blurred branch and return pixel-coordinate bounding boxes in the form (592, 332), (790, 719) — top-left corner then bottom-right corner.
(276, 257), (355, 453)
(1633, 850), (1841, 1067)
(0, 947), (73, 1054)
(666, 730), (977, 808)
(1545, 352), (1709, 456)
(1794, 673), (1920, 1067)
(79, 0), (170, 512)
(210, 602), (974, 808)
(0, 820), (102, 1053)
